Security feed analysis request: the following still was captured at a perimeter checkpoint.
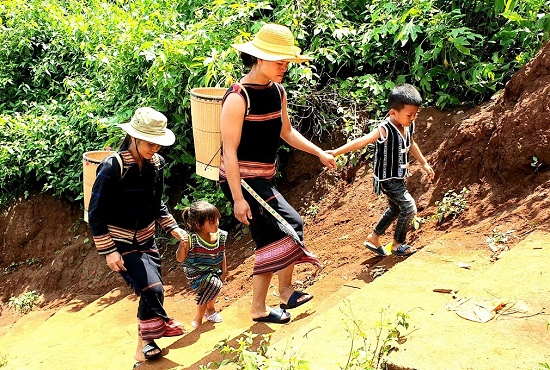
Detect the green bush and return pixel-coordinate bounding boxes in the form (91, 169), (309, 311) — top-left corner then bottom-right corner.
(0, 0), (548, 210)
(8, 290), (40, 314)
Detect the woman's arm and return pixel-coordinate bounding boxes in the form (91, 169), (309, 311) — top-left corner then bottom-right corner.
(220, 92), (252, 225)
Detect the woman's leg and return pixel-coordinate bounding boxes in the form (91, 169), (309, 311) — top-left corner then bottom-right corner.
(251, 271), (273, 319)
(134, 335), (160, 363)
(277, 263), (295, 303)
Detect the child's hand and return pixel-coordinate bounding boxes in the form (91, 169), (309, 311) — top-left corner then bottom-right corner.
(319, 151), (337, 170)
(171, 227), (188, 243)
(422, 163), (435, 181)
(326, 149), (336, 157)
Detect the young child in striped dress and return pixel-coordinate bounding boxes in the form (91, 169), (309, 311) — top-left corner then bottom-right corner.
(176, 201), (228, 328)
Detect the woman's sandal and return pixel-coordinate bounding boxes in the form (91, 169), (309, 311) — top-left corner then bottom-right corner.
(142, 341), (162, 360)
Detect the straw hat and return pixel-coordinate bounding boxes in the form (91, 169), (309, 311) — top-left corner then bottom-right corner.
(232, 23), (312, 63)
(118, 107), (175, 146)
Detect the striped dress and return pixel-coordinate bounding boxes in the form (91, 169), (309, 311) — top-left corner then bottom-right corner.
(219, 82), (319, 275)
(183, 230), (227, 305)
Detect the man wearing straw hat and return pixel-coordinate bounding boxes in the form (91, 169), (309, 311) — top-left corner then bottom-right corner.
(88, 107), (188, 366)
(220, 23), (337, 324)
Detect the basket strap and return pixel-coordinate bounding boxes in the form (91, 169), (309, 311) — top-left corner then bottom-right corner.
(240, 178), (302, 245)
(235, 82), (250, 116)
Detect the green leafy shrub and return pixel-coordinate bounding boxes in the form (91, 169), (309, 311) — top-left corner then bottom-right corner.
(340, 302), (411, 370)
(435, 187), (470, 223)
(8, 290), (40, 314)
(199, 331), (309, 370)
(1, 0), (548, 210)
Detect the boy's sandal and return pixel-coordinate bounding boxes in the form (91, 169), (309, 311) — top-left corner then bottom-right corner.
(363, 241), (391, 256)
(204, 311), (223, 323)
(394, 244), (417, 256)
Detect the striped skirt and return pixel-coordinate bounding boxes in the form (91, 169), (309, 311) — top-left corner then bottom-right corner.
(221, 177), (319, 275)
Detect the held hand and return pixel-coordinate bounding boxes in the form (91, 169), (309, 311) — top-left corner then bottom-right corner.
(422, 163), (435, 181)
(106, 251), (127, 272)
(319, 151), (337, 170)
(171, 227), (188, 243)
(234, 199), (252, 225)
(326, 149), (336, 157)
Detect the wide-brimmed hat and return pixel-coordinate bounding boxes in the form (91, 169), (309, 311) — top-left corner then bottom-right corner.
(118, 107), (175, 146)
(232, 23), (312, 63)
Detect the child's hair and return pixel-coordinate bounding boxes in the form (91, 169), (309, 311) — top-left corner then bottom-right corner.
(388, 83), (422, 111)
(182, 200), (221, 232)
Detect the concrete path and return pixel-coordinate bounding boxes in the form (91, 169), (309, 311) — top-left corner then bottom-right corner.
(269, 231), (550, 369)
(1, 232), (548, 369)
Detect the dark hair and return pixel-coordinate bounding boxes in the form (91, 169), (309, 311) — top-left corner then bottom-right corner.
(388, 83), (422, 111)
(240, 52), (258, 68)
(120, 134), (132, 150)
(182, 200), (221, 232)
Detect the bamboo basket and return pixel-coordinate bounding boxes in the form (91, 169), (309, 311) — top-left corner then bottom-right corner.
(190, 87), (227, 181)
(82, 150), (115, 222)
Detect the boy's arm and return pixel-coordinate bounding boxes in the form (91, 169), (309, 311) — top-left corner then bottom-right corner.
(410, 139), (435, 180)
(175, 236), (190, 263)
(329, 128), (381, 157)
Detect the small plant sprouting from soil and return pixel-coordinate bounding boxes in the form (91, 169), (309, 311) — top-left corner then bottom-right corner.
(2, 258), (43, 276)
(0, 353), (7, 367)
(531, 156), (543, 174)
(411, 215), (431, 230)
(486, 228), (516, 253)
(340, 301), (411, 370)
(304, 204), (320, 219)
(8, 290), (40, 314)
(435, 187), (470, 223)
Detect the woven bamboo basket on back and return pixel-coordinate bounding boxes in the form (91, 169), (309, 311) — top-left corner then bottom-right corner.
(190, 87), (228, 181)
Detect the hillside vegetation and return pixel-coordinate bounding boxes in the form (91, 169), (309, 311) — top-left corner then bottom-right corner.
(1, 0), (549, 215)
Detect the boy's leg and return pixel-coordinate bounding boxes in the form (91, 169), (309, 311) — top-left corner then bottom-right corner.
(390, 183), (417, 248)
(373, 197), (399, 238)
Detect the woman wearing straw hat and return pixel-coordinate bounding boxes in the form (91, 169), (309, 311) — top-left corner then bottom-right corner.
(220, 24), (337, 324)
(88, 107), (189, 366)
